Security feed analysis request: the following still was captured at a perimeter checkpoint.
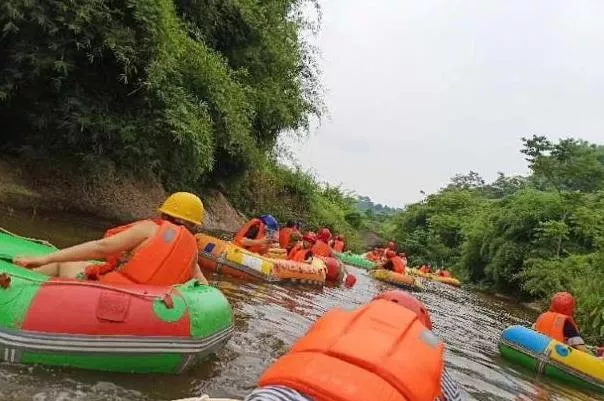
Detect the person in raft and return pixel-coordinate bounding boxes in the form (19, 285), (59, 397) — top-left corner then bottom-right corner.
(287, 232), (316, 262)
(311, 228), (333, 257)
(279, 220), (301, 252)
(234, 214), (280, 255)
(399, 252), (408, 269)
(419, 264), (433, 274)
(330, 234), (345, 252)
(13, 192), (208, 286)
(533, 291), (593, 354)
(437, 266), (451, 278)
(244, 290), (463, 401)
(378, 249), (406, 274)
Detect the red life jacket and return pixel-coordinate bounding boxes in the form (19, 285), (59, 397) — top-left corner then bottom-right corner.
(292, 248), (313, 262)
(332, 239), (345, 252)
(386, 256), (405, 274)
(535, 311), (579, 343)
(311, 240), (332, 258)
(259, 299), (445, 401)
(234, 218), (267, 254)
(279, 227), (294, 249)
(86, 219), (197, 286)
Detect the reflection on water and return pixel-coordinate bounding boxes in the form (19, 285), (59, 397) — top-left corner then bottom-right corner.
(0, 208), (602, 401)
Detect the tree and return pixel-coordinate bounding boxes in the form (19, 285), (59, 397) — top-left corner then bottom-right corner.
(0, 0), (322, 188)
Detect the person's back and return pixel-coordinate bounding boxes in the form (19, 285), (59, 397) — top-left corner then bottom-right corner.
(383, 250), (405, 274)
(96, 218), (197, 286)
(312, 228), (333, 257)
(245, 290), (463, 401)
(534, 292), (589, 353)
(14, 192), (208, 286)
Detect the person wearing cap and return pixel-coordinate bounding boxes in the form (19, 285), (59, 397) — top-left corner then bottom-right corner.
(13, 192), (208, 285)
(533, 292), (591, 353)
(234, 214), (279, 255)
(288, 232), (316, 262)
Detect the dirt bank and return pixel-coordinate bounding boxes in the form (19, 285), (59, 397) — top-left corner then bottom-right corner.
(0, 158), (246, 232)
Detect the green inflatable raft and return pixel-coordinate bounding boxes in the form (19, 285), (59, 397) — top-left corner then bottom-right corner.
(0, 231), (234, 373)
(335, 252), (375, 269)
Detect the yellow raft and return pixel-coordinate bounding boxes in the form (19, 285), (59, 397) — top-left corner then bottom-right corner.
(369, 269), (421, 291)
(196, 233), (326, 285)
(407, 268), (461, 287)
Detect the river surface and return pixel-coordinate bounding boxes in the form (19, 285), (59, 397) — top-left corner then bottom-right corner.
(0, 207), (601, 401)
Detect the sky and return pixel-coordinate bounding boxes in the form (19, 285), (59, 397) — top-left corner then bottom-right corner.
(287, 0), (604, 207)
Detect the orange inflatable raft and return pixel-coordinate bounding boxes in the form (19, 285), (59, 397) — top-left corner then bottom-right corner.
(196, 234), (326, 285)
(369, 269), (421, 291)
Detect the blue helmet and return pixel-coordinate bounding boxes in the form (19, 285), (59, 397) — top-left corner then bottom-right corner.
(259, 214), (279, 232)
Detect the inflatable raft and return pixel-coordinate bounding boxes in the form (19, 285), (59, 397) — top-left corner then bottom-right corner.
(407, 268), (461, 287)
(0, 232), (234, 374)
(369, 269), (421, 291)
(196, 234), (326, 285)
(499, 325), (604, 393)
(335, 252), (375, 269)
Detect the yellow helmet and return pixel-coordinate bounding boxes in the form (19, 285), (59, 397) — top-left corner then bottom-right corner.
(158, 192), (205, 225)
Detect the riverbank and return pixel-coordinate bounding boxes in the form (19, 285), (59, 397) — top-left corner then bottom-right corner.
(0, 158), (246, 232)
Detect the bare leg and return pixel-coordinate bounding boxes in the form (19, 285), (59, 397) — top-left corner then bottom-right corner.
(32, 261), (89, 279)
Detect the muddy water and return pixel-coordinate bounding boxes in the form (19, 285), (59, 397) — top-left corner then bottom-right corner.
(0, 207), (602, 401)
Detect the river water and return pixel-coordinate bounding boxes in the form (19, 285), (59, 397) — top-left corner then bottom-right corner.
(0, 207), (601, 401)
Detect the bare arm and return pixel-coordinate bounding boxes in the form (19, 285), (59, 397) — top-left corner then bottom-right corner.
(15, 221), (155, 267)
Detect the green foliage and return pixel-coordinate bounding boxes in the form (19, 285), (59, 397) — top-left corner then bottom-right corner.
(390, 137), (604, 341)
(356, 196), (400, 215)
(389, 188), (488, 267)
(0, 0), (322, 187)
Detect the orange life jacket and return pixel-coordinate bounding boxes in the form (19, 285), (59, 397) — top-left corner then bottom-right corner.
(86, 219), (197, 286)
(419, 266), (431, 274)
(534, 311), (579, 343)
(292, 248), (313, 262)
(438, 271), (451, 278)
(386, 256), (405, 274)
(234, 218), (266, 254)
(311, 240), (332, 258)
(332, 239), (345, 252)
(259, 299), (445, 401)
(279, 227), (297, 250)
(288, 244), (301, 260)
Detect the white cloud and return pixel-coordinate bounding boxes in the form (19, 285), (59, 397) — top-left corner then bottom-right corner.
(289, 0), (604, 206)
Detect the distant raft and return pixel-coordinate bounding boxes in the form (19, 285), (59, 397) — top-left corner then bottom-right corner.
(196, 233), (326, 285)
(368, 269), (421, 291)
(499, 325), (604, 393)
(335, 252), (375, 269)
(407, 268), (461, 287)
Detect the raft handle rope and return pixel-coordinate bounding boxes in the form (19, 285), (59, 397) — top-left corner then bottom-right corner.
(0, 227), (55, 248)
